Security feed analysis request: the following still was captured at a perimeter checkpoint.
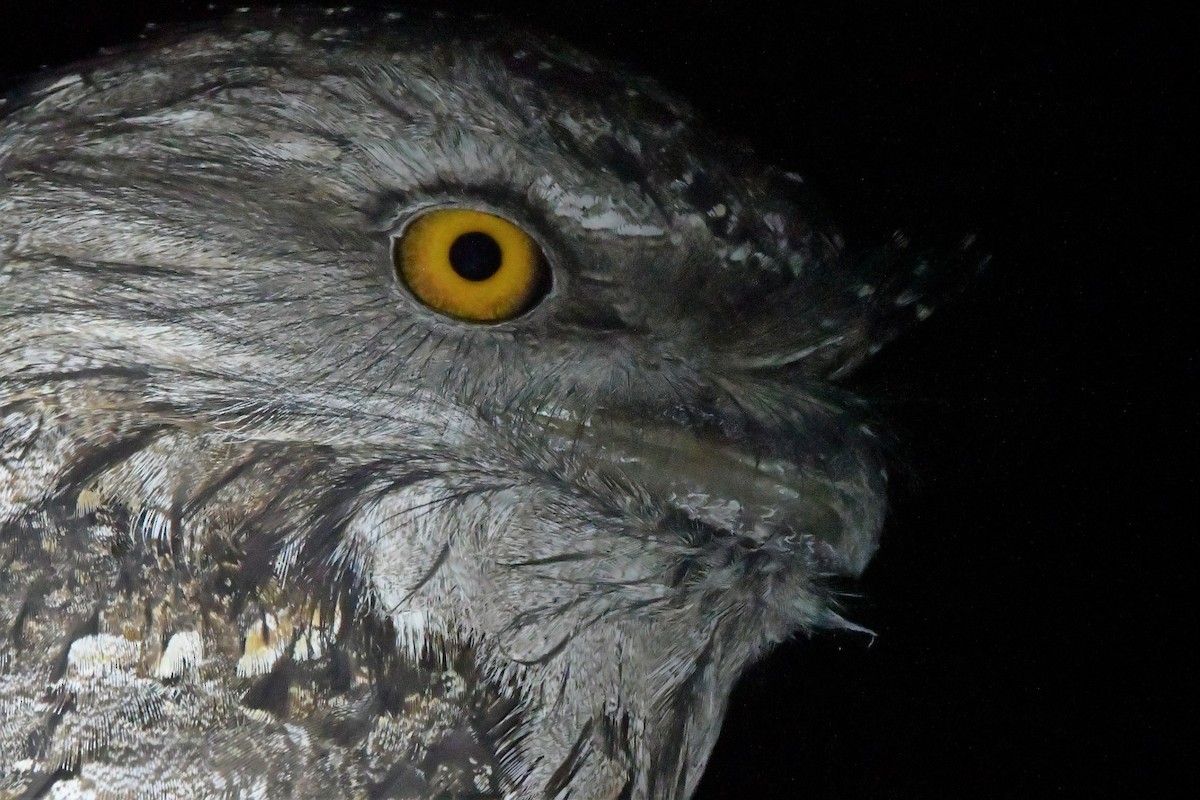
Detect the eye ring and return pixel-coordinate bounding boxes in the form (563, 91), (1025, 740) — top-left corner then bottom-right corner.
(392, 208), (550, 322)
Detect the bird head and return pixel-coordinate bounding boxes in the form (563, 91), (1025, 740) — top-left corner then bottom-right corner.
(0, 8), (982, 797)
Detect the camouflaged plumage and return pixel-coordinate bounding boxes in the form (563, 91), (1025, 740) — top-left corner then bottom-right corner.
(0, 8), (980, 798)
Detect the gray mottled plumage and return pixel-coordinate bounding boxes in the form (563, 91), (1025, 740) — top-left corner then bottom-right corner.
(0, 8), (979, 799)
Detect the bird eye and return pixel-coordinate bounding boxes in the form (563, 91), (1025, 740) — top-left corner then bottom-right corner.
(393, 209), (549, 322)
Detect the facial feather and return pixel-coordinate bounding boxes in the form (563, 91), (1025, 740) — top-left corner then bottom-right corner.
(0, 8), (972, 798)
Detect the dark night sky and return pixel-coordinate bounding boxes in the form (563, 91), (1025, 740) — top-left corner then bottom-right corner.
(2, 2), (1189, 797)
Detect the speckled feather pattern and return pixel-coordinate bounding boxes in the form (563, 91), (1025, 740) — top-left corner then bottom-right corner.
(1, 8), (979, 799)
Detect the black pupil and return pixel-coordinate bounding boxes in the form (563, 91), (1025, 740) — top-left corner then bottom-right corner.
(448, 231), (503, 281)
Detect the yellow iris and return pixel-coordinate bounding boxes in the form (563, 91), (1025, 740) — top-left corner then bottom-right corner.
(394, 209), (547, 322)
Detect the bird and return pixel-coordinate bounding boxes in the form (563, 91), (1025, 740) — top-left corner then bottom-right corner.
(0, 7), (981, 799)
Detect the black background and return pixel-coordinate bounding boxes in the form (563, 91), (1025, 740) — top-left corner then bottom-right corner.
(2, 2), (1189, 797)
